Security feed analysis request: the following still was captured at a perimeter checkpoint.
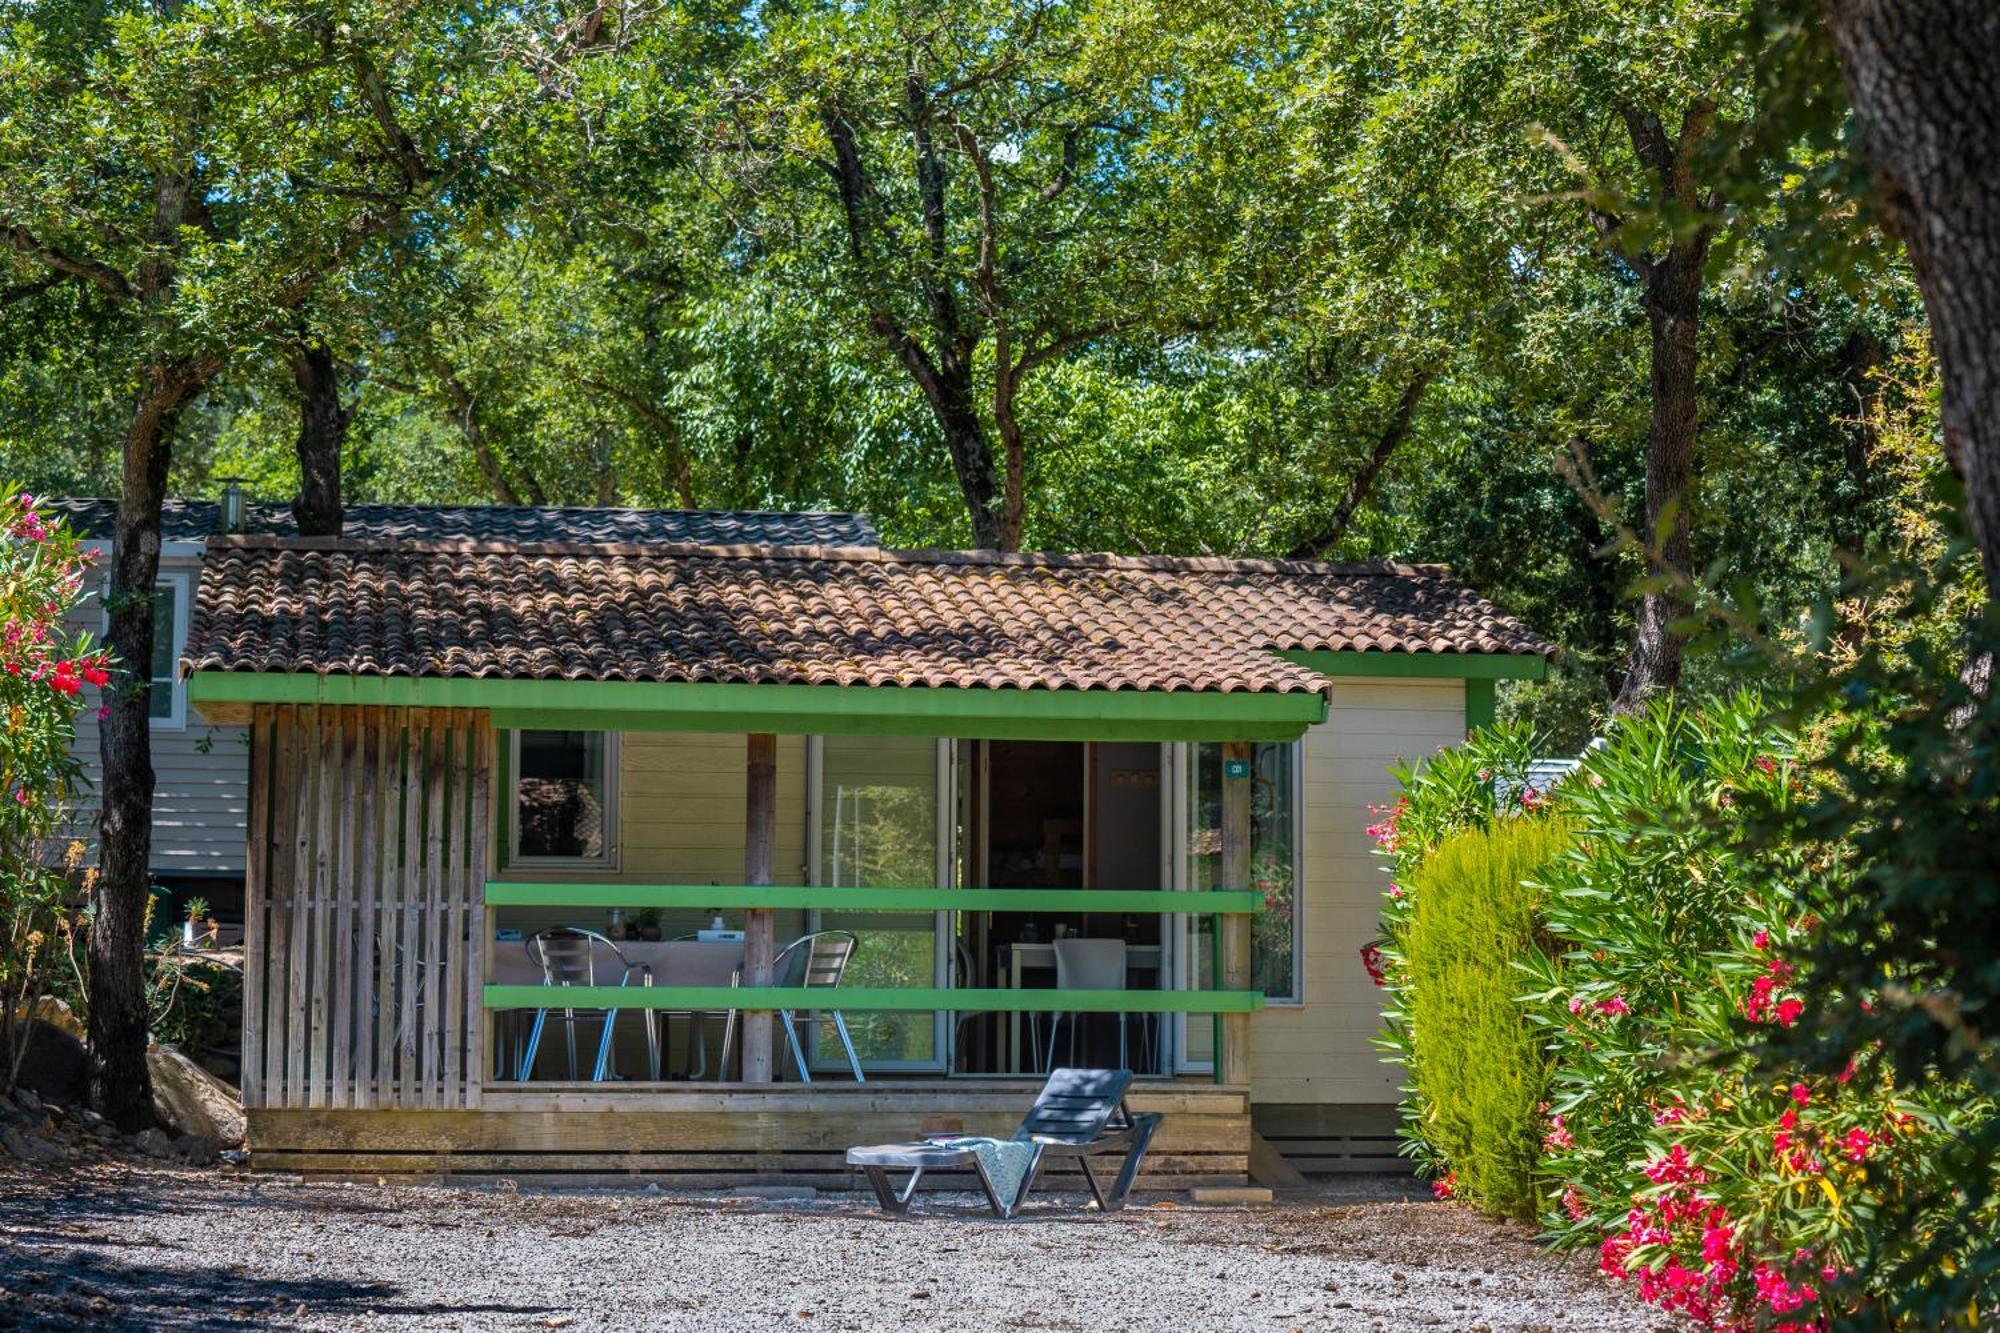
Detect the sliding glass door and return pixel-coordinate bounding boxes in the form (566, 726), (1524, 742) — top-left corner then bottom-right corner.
(807, 736), (952, 1072)
(1171, 740), (1301, 1073)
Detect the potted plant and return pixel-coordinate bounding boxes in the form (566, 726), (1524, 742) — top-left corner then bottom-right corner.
(182, 896), (212, 947)
(634, 907), (663, 942)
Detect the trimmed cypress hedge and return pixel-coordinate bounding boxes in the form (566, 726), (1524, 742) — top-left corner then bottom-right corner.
(1404, 814), (1572, 1221)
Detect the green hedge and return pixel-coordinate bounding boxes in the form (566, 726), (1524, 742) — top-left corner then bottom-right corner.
(1404, 814), (1572, 1221)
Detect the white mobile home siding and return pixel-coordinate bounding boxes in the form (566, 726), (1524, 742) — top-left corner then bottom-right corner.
(64, 545), (252, 880)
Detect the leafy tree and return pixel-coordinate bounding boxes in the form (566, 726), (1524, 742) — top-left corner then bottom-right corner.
(708, 0), (1278, 548)
(0, 0), (536, 1125)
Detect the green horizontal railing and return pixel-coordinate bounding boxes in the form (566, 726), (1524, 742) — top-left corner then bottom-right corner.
(485, 883), (1262, 915)
(482, 985), (1263, 1014)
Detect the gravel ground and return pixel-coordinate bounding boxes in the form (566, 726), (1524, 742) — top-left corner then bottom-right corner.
(0, 1163), (1662, 1332)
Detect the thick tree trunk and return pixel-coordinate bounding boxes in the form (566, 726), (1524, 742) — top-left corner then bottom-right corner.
(1614, 244), (1703, 710)
(1821, 0), (2000, 600)
(92, 364), (208, 1130)
(290, 341), (352, 537)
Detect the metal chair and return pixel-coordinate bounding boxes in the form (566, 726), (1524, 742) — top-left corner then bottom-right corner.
(772, 929), (865, 1083)
(648, 938), (744, 1080)
(1045, 938), (1140, 1073)
(516, 928), (653, 1082)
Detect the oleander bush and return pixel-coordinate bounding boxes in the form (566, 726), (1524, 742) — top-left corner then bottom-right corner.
(1376, 694), (1998, 1330)
(0, 489), (109, 1086)
(1402, 814), (1573, 1221)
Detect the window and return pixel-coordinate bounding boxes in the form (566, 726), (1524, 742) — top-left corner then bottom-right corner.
(1190, 740), (1301, 1004)
(147, 580), (182, 723)
(509, 731), (617, 865)
(102, 573), (188, 729)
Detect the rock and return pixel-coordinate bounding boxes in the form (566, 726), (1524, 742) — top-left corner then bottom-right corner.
(29, 996), (84, 1042)
(133, 1127), (175, 1158)
(147, 1042), (245, 1147)
(2, 1126), (63, 1164)
(172, 1133), (219, 1166)
(10, 1020), (88, 1106)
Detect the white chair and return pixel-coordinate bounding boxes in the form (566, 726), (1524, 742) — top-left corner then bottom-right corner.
(1046, 938), (1140, 1073)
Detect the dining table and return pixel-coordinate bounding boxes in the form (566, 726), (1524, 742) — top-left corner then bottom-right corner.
(493, 936), (746, 1081)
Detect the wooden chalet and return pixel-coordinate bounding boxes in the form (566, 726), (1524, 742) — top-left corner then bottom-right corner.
(179, 523), (1551, 1188)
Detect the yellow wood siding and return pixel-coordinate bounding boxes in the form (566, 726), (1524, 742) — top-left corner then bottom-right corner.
(1248, 679), (1467, 1105)
(492, 731), (810, 942)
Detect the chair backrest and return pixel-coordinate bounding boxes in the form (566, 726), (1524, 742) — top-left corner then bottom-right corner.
(528, 928), (628, 987)
(774, 930), (858, 989)
(1053, 937), (1126, 991)
(1013, 1067), (1135, 1145)
(652, 939), (745, 988)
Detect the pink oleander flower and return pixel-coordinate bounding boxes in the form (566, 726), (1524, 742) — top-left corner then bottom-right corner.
(1594, 995), (1629, 1017)
(1776, 997), (1805, 1027)
(1791, 1082), (1812, 1106)
(1842, 1128), (1874, 1163)
(1430, 1171), (1456, 1201)
(1753, 929), (1770, 950)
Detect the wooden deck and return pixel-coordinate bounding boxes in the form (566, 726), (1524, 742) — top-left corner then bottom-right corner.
(247, 1079), (1252, 1189)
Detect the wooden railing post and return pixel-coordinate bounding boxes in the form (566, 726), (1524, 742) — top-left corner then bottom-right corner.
(740, 733), (778, 1083)
(1219, 741), (1254, 1086)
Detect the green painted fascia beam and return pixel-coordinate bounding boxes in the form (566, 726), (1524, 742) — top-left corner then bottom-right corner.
(1276, 650), (1548, 681)
(486, 883), (1263, 914)
(483, 985), (1265, 1014)
(1464, 678), (1497, 733)
(188, 671), (1323, 742)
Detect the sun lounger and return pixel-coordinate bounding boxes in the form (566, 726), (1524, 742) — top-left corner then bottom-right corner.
(844, 1067), (1163, 1219)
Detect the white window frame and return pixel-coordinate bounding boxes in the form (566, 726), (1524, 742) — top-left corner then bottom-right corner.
(506, 729), (620, 871)
(100, 570), (191, 732)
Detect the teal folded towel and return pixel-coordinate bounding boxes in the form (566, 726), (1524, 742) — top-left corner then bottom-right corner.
(926, 1136), (1039, 1210)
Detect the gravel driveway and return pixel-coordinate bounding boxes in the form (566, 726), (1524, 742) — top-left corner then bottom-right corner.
(0, 1164), (1657, 1332)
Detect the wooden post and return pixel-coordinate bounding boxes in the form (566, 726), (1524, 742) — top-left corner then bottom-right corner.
(740, 733), (778, 1083)
(1219, 741), (1254, 1087)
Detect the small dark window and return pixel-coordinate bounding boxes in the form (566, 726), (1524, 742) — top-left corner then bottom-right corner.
(513, 731), (613, 862)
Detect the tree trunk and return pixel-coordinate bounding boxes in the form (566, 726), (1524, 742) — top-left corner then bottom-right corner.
(91, 363), (209, 1130)
(1821, 0), (2000, 600)
(290, 341), (352, 537)
(1614, 243), (1703, 710)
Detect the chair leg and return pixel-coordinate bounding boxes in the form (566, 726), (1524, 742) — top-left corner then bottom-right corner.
(518, 1009), (549, 1082)
(643, 1009), (660, 1082)
(1042, 1014), (1060, 1074)
(592, 1010), (619, 1082)
(862, 1163), (922, 1215)
(1077, 1154), (1108, 1211)
(562, 1009), (579, 1081)
(780, 1010), (812, 1084)
(719, 1010), (737, 1081)
(1117, 1012), (1129, 1072)
(831, 1010), (865, 1082)
(1106, 1114), (1164, 1210)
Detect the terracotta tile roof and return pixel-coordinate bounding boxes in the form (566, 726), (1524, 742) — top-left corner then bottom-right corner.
(39, 498), (881, 547)
(186, 538), (1553, 694)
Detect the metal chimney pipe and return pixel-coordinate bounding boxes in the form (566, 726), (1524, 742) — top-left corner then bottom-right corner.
(218, 478), (247, 534)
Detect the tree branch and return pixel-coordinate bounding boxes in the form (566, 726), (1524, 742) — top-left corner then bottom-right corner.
(1288, 369), (1435, 559)
(2, 225), (134, 301)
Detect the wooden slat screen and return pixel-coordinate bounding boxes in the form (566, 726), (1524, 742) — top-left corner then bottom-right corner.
(242, 705), (491, 1110)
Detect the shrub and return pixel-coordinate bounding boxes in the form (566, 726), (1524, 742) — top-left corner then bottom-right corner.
(1368, 719), (1552, 1195)
(1518, 693), (1993, 1329)
(1404, 814), (1573, 1220)
(0, 490), (110, 1086)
